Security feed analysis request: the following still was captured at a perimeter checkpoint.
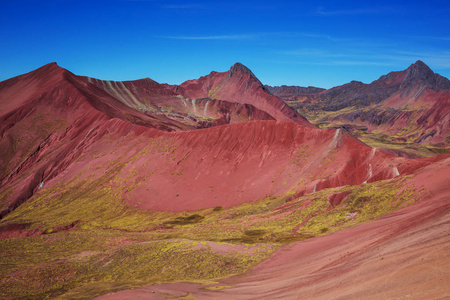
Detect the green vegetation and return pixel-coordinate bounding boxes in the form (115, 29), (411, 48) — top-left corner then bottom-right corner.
(0, 167), (421, 299)
(0, 128), (423, 299)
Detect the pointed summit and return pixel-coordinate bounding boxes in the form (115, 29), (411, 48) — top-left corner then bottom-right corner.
(178, 62), (314, 128)
(44, 62), (59, 68)
(24, 62), (68, 82)
(404, 60), (434, 81)
(229, 62), (253, 76)
(227, 62), (262, 85)
(401, 60), (450, 90)
(35, 62), (64, 72)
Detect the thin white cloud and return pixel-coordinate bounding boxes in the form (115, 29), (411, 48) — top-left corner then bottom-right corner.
(411, 35), (450, 41)
(315, 6), (393, 16)
(162, 34), (262, 40)
(282, 32), (353, 42)
(280, 47), (450, 69)
(330, 60), (392, 66)
(282, 49), (348, 58)
(388, 51), (450, 68)
(163, 4), (204, 9)
(162, 32), (352, 42)
(269, 60), (393, 68)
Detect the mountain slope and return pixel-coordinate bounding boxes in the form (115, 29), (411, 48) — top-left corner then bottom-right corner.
(0, 63), (182, 217)
(84, 75), (276, 130)
(80, 62), (312, 130)
(178, 63), (314, 128)
(0, 62), (449, 299)
(269, 61), (450, 156)
(98, 157), (450, 299)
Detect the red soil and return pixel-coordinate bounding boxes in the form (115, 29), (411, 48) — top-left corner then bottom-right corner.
(30, 120), (446, 213)
(97, 158), (450, 299)
(1, 63), (449, 299)
(0, 223), (42, 239)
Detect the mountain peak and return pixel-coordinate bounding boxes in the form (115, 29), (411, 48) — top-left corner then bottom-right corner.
(229, 62), (256, 77)
(401, 60), (450, 91)
(26, 62), (67, 80)
(229, 62), (251, 74)
(406, 60), (433, 77)
(412, 60), (427, 67)
(39, 62), (63, 71)
(227, 62), (262, 85)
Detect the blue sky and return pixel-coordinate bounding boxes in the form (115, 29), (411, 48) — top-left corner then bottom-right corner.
(1, 0), (449, 88)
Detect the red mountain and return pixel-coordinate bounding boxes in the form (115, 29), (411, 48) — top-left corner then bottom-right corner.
(81, 62), (312, 130)
(177, 63), (314, 128)
(0, 62), (449, 299)
(1, 62), (446, 216)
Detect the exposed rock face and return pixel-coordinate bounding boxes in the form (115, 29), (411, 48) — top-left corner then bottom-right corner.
(400, 60), (450, 91)
(0, 63), (282, 217)
(228, 62), (262, 84)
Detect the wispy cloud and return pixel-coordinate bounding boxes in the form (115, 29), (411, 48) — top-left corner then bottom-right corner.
(162, 32), (353, 42)
(411, 35), (450, 41)
(282, 32), (353, 42)
(388, 51), (450, 68)
(281, 49), (348, 58)
(163, 4), (204, 9)
(315, 6), (394, 16)
(330, 60), (392, 66)
(162, 34), (261, 40)
(280, 46), (450, 68)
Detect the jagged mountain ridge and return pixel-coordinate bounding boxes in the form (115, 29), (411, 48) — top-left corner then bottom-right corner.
(267, 61), (450, 154)
(267, 60), (450, 109)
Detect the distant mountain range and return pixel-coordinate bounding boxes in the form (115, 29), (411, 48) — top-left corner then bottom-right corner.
(266, 60), (450, 157)
(267, 60), (450, 108)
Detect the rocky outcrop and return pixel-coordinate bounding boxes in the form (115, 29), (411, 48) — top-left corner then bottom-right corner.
(400, 60), (450, 92)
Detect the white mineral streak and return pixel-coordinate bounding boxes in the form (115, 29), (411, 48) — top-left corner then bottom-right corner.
(393, 166), (400, 176)
(118, 81), (140, 107)
(192, 99), (197, 115)
(203, 100), (209, 116)
(331, 128), (341, 149)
